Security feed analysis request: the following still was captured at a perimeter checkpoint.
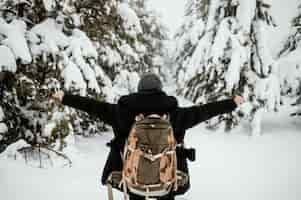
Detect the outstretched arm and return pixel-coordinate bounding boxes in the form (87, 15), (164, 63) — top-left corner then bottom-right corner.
(52, 91), (117, 126)
(178, 96), (244, 129)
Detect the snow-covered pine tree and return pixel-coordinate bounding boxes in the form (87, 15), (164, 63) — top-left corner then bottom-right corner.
(241, 0), (280, 135)
(172, 0), (206, 92)
(0, 60), (28, 153)
(0, 0), (168, 157)
(173, 0), (247, 130)
(0, 0), (112, 159)
(0, 1), (33, 153)
(128, 0), (168, 76)
(278, 3), (301, 117)
(173, 0), (280, 134)
(73, 0), (168, 97)
(112, 0), (169, 95)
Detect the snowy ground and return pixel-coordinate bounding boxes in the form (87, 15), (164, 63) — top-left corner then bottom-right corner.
(1, 100), (301, 200)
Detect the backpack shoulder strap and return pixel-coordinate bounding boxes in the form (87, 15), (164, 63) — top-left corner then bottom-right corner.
(135, 113), (170, 121)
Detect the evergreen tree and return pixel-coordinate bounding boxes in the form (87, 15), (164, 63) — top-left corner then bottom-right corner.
(0, 1), (33, 153)
(173, 0), (206, 91)
(278, 3), (301, 117)
(72, 0), (168, 95)
(128, 0), (168, 75)
(173, 0), (280, 134)
(0, 72), (28, 153)
(0, 1), (111, 157)
(0, 0), (168, 158)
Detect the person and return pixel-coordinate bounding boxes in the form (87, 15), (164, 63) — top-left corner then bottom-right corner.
(52, 73), (245, 200)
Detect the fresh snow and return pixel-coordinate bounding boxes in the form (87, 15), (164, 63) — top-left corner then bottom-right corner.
(42, 0), (56, 11)
(0, 123), (8, 134)
(0, 139), (30, 159)
(117, 2), (143, 37)
(0, 45), (16, 72)
(66, 29), (101, 93)
(43, 121), (56, 137)
(61, 58), (87, 96)
(1, 102), (301, 200)
(268, 0), (300, 57)
(0, 1), (300, 200)
(0, 106), (4, 120)
(29, 18), (69, 59)
(236, 0), (256, 33)
(0, 18), (32, 64)
(277, 47), (301, 93)
(113, 70), (140, 98)
(101, 45), (123, 67)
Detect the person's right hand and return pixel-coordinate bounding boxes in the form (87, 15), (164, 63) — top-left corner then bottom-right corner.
(233, 95), (245, 106)
(51, 91), (64, 103)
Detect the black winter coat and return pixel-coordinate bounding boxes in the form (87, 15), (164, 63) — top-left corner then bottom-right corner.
(62, 90), (237, 195)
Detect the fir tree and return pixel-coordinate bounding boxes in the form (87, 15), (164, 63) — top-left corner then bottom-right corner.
(0, 1), (111, 156)
(128, 0), (169, 76)
(173, 0), (280, 134)
(0, 0), (168, 157)
(278, 4), (301, 117)
(0, 73), (28, 153)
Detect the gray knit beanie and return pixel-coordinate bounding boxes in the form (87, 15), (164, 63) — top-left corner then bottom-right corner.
(137, 73), (163, 92)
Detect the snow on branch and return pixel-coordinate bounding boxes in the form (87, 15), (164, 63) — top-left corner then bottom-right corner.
(0, 18), (32, 64)
(117, 2), (142, 37)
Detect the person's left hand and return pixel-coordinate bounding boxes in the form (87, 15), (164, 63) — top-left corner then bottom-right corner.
(233, 95), (245, 106)
(51, 91), (65, 103)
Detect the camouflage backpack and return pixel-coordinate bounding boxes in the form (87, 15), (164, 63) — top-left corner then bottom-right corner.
(121, 114), (178, 199)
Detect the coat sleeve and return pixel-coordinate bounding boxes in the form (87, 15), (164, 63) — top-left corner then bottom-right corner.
(177, 99), (237, 129)
(62, 93), (117, 126)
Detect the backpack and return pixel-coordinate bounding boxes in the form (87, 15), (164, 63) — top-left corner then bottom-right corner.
(121, 114), (178, 199)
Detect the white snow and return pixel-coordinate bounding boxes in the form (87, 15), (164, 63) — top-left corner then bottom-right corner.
(0, 18), (32, 64)
(43, 122), (56, 137)
(66, 29), (101, 93)
(0, 1), (300, 200)
(0, 139), (30, 159)
(268, 0), (300, 57)
(0, 45), (17, 73)
(61, 58), (87, 96)
(237, 0), (256, 33)
(119, 43), (139, 61)
(0, 106), (4, 121)
(185, 33), (210, 79)
(28, 17), (107, 96)
(117, 2), (142, 37)
(1, 103), (301, 200)
(211, 19), (233, 64)
(206, 0), (220, 31)
(42, 0), (56, 11)
(277, 47), (301, 94)
(29, 18), (69, 59)
(101, 46), (122, 66)
(147, 0), (185, 35)
(189, 19), (205, 45)
(112, 70), (140, 98)
(0, 123), (8, 133)
(253, 21), (275, 76)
